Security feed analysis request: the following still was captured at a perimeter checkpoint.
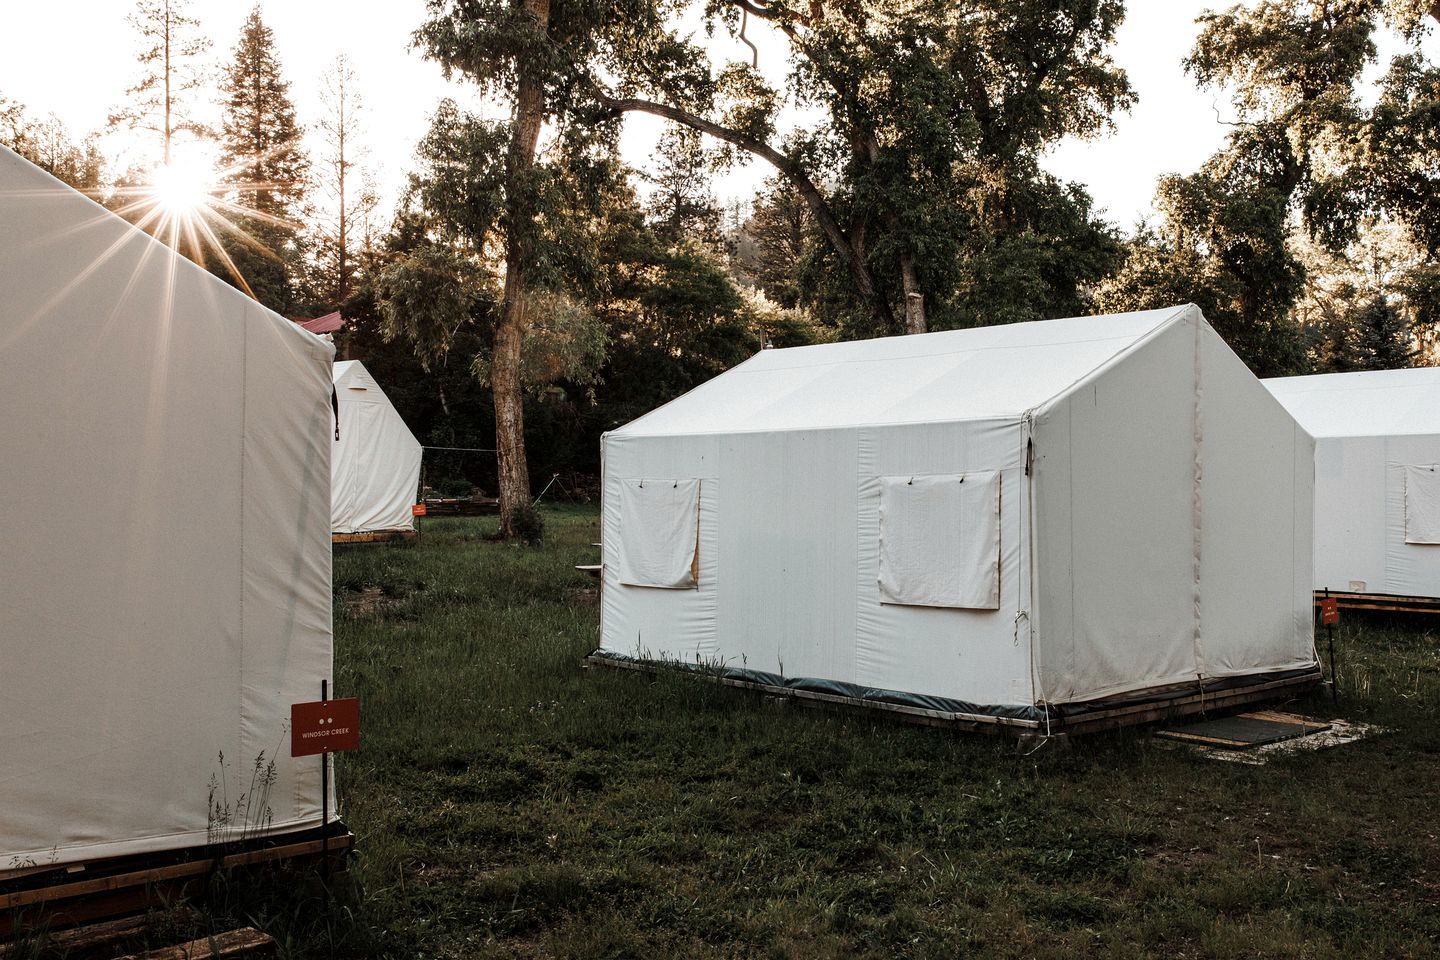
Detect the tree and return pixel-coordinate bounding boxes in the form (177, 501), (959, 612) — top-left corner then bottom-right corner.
(108, 0), (212, 166)
(1353, 293), (1415, 367)
(645, 126), (725, 249)
(413, 0), (1134, 527)
(573, 0), (1133, 334)
(416, 0), (680, 536)
(735, 174), (812, 308)
(0, 95), (105, 192)
(1099, 0), (1440, 375)
(311, 54), (378, 329)
(214, 5), (308, 311)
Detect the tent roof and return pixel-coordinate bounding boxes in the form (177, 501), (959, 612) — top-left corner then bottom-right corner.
(1263, 367), (1440, 438)
(333, 359), (374, 388)
(613, 304), (1196, 437)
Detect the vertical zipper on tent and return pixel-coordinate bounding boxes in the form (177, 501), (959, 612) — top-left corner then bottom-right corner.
(1021, 412), (1041, 713)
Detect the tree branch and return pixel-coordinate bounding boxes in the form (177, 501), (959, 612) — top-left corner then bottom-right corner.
(589, 86), (885, 312)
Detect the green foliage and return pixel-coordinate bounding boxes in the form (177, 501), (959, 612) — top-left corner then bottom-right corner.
(1103, 0), (1440, 374)
(698, 0), (1133, 332)
(471, 290), (608, 397)
(1352, 294), (1415, 368)
(0, 96), (104, 192)
(646, 125), (726, 249)
(374, 231), (497, 371)
(507, 502), (546, 545)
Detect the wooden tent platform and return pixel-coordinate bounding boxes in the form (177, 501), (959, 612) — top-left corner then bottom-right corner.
(332, 529), (416, 545)
(0, 915), (276, 959)
(583, 653), (1321, 738)
(1315, 590), (1440, 615)
(418, 496), (500, 517)
(0, 827), (352, 940)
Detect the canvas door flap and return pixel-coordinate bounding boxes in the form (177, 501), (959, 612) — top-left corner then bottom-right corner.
(1405, 464), (1440, 544)
(615, 478), (701, 588)
(878, 471), (1000, 609)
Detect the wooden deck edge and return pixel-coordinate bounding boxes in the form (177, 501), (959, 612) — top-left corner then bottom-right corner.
(332, 529), (416, 544)
(583, 654), (1320, 736)
(1, 833), (354, 912)
(1314, 590), (1440, 614)
(116, 926), (276, 960)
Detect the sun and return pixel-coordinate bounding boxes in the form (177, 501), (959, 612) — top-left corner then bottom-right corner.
(107, 145), (299, 301)
(149, 155), (214, 216)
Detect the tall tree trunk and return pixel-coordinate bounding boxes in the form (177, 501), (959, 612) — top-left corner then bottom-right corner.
(494, 0), (548, 538)
(900, 253), (925, 334)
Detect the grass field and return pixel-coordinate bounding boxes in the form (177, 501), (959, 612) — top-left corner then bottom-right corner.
(301, 506), (1440, 959)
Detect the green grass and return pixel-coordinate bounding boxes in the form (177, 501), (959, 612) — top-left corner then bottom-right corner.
(308, 506), (1440, 959)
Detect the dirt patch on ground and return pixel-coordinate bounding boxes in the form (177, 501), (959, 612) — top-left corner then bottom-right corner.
(345, 585), (390, 616)
(571, 585), (599, 606)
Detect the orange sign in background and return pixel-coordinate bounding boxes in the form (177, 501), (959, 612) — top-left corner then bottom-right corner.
(1319, 597), (1339, 626)
(412, 503), (427, 516)
(291, 697), (360, 757)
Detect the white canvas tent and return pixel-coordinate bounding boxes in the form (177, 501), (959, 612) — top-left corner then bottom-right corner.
(1264, 368), (1440, 600)
(0, 145), (335, 869)
(596, 304), (1319, 730)
(332, 360), (422, 535)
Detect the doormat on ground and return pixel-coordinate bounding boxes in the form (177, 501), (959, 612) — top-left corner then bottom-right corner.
(1155, 711), (1379, 764)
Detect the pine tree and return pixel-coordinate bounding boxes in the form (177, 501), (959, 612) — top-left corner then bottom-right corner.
(216, 5), (307, 311)
(646, 126), (724, 249)
(108, 0), (212, 167)
(1353, 295), (1415, 369)
(737, 175), (811, 309)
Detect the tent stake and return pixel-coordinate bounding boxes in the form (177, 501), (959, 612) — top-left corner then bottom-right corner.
(320, 678), (330, 899)
(1325, 589), (1338, 705)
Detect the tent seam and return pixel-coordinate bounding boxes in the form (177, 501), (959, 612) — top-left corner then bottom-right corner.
(1192, 310), (1205, 682)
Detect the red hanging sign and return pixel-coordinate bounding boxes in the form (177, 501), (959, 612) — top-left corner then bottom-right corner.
(412, 503), (427, 516)
(291, 698), (360, 757)
(1319, 597), (1339, 626)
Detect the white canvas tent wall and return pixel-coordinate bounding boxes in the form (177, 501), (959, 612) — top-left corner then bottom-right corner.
(332, 360), (422, 534)
(597, 304), (1318, 726)
(0, 145), (335, 868)
(1264, 368), (1440, 599)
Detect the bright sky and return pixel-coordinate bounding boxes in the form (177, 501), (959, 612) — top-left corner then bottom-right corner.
(0, 1), (1432, 232)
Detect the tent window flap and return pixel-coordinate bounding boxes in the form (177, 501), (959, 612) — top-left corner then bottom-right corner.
(615, 478), (702, 588)
(878, 471), (1001, 609)
(1405, 464), (1440, 545)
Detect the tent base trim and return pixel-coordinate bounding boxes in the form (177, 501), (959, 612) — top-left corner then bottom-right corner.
(584, 650), (1321, 736)
(1315, 590), (1440, 615)
(332, 529), (417, 544)
(0, 825), (353, 938)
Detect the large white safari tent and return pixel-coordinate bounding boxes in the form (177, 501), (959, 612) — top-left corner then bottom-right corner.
(332, 360), (423, 537)
(1265, 368), (1440, 607)
(0, 146), (334, 869)
(594, 304), (1320, 732)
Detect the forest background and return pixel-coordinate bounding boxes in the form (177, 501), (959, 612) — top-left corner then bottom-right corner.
(4, 0), (1439, 533)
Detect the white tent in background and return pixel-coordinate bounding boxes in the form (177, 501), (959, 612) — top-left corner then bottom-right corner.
(0, 145), (334, 868)
(332, 360), (422, 536)
(595, 304), (1319, 732)
(1265, 368), (1440, 601)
